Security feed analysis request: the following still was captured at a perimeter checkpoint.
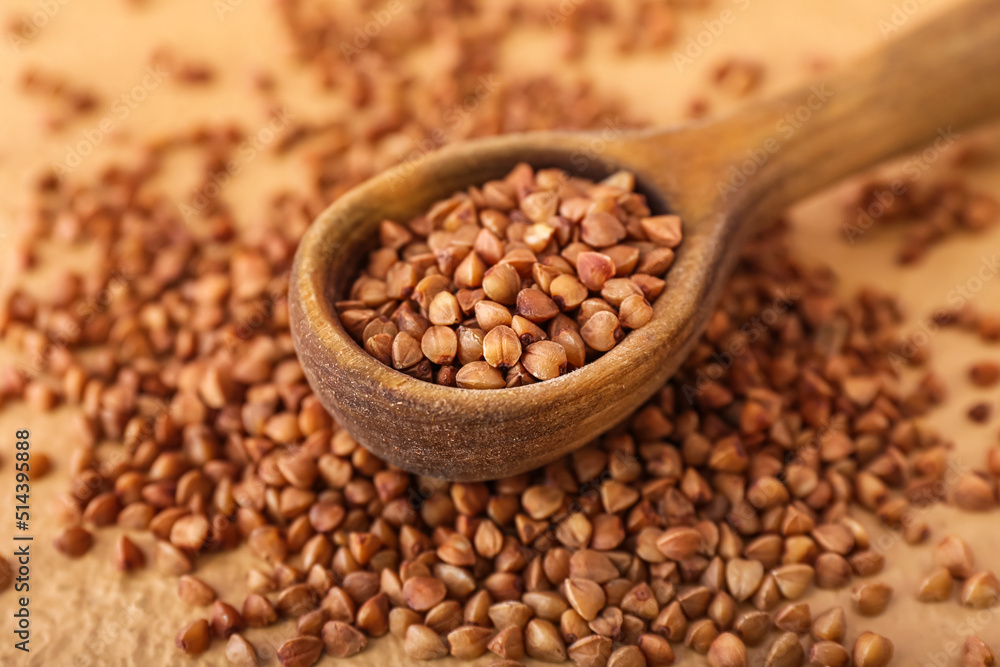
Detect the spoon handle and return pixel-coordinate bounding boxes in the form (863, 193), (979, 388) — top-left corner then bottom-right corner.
(669, 0), (1000, 218)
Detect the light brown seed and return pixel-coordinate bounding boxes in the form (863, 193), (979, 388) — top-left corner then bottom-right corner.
(954, 473), (996, 511)
(560, 608), (592, 645)
(389, 607), (422, 640)
(580, 310), (624, 352)
(917, 567), (955, 602)
(54, 525), (93, 558)
(404, 624), (449, 660)
(489, 601), (534, 630)
(248, 525), (287, 564)
(170, 514), (210, 550)
(726, 558), (764, 601)
(421, 326), (458, 365)
(770, 564), (814, 600)
(618, 294), (653, 329)
(850, 550), (886, 577)
(600, 278), (643, 308)
(277, 635), (323, 667)
(391, 332), (424, 369)
(156, 541), (193, 575)
(811, 607), (845, 642)
(483, 263), (521, 305)
(475, 299), (514, 331)
(322, 620), (368, 658)
(523, 591), (569, 621)
(211, 600), (245, 638)
(525, 618), (567, 663)
(243, 593), (278, 627)
(656, 526), (703, 561)
(733, 610), (771, 647)
(608, 645), (647, 667)
(356, 593), (389, 637)
(753, 573), (782, 611)
(581, 212), (627, 248)
(455, 361), (506, 389)
(935, 535), (976, 578)
(960, 571), (1000, 609)
(296, 609), (327, 637)
(175, 619), (211, 656)
(448, 625), (493, 659)
(550, 275), (588, 311)
(517, 288), (560, 322)
(685, 619), (719, 654)
(568, 634), (613, 667)
(853, 581), (893, 615)
(811, 523), (855, 555)
(511, 314), (547, 346)
(963, 636), (997, 667)
(853, 632), (894, 667)
(521, 341), (567, 380)
(810, 641), (850, 667)
(565, 578), (606, 621)
(225, 633), (258, 667)
(640, 215), (683, 247)
(677, 586), (713, 619)
(454, 250), (486, 289)
(774, 602), (811, 634)
(83, 492), (119, 526)
(766, 632), (804, 667)
(708, 632), (747, 667)
(576, 252), (617, 291)
(178, 575), (216, 606)
(483, 325), (522, 370)
(276, 583), (320, 616)
(707, 591), (736, 630)
(402, 576), (447, 611)
(814, 553), (851, 589)
(650, 600), (687, 641)
(488, 626), (525, 661)
(637, 632), (675, 666)
(428, 290), (462, 325)
(114, 535), (145, 572)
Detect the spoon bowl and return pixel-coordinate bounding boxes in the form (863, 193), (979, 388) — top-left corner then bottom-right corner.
(290, 130), (728, 480)
(291, 0), (1000, 481)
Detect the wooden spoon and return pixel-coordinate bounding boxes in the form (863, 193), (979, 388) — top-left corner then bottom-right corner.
(290, 0), (1000, 481)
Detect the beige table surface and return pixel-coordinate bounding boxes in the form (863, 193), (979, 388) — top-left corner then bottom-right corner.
(1, 0), (999, 665)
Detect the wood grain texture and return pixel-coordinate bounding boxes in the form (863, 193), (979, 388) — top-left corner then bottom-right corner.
(290, 0), (1000, 481)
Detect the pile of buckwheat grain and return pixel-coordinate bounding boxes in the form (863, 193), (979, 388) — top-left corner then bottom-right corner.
(342, 165), (682, 388)
(2, 1), (999, 667)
